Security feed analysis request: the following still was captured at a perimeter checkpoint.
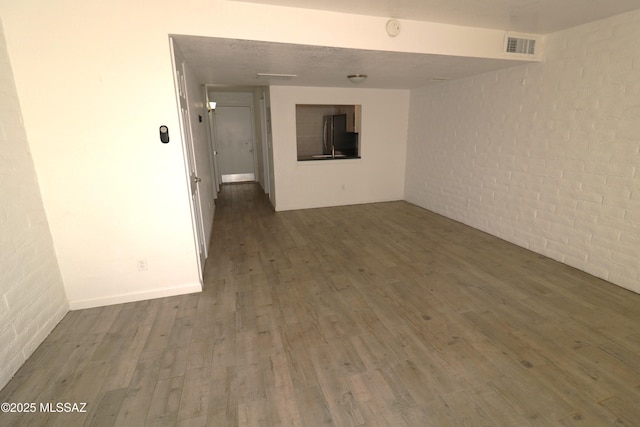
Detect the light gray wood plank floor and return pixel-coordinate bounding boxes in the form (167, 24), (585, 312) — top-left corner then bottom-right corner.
(2, 182), (640, 426)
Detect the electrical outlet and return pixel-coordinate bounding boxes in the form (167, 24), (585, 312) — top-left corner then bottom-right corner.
(137, 258), (148, 271)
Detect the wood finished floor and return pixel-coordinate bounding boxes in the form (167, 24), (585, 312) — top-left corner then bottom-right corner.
(2, 182), (640, 426)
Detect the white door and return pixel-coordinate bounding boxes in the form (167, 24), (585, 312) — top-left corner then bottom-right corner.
(170, 39), (206, 281)
(215, 106), (256, 183)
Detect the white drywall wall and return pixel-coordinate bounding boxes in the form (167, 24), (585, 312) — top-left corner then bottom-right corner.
(270, 86), (410, 211)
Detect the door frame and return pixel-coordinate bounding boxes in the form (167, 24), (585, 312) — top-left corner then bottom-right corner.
(213, 103), (259, 185)
(205, 90), (221, 197)
(169, 37), (206, 283)
(258, 91), (270, 196)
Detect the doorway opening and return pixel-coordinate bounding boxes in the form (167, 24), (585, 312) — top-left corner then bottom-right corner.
(207, 89), (272, 198)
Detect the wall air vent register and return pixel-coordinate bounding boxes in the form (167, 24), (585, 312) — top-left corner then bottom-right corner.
(504, 35), (538, 55)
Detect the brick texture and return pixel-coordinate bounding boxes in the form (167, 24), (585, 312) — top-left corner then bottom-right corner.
(0, 22), (68, 390)
(405, 10), (640, 294)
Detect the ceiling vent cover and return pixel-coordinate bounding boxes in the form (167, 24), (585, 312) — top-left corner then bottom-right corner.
(505, 35), (537, 55)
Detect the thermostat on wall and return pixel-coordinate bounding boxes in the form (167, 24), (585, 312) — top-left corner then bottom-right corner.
(159, 125), (169, 143)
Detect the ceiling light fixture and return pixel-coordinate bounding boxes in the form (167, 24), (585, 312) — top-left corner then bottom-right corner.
(347, 74), (367, 84)
(256, 73), (297, 79)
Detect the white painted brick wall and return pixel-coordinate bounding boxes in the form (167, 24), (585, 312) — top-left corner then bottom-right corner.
(405, 10), (640, 294)
(0, 21), (68, 390)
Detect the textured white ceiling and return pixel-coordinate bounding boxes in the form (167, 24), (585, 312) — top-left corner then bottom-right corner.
(174, 36), (530, 90)
(230, 0), (640, 34)
(176, 1), (640, 90)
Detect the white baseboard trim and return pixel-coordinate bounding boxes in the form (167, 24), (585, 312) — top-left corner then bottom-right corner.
(68, 283), (202, 310)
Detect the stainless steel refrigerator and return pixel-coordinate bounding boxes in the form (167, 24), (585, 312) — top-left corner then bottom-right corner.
(323, 114), (358, 157)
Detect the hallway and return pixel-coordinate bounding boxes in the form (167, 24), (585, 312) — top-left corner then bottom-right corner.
(2, 182), (640, 426)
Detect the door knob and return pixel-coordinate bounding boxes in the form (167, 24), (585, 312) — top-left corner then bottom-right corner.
(194, 177), (202, 183)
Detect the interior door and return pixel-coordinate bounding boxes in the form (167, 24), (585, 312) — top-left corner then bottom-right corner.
(170, 39), (206, 281)
(215, 106), (256, 183)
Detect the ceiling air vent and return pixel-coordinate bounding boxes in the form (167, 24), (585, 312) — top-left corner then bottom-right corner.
(505, 35), (537, 55)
